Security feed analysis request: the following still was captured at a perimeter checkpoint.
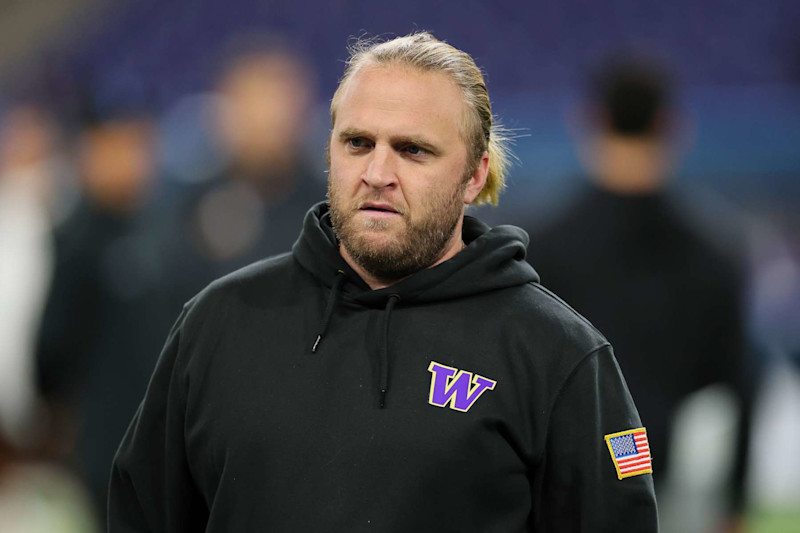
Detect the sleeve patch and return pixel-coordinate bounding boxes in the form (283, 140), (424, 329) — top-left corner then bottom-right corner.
(604, 427), (653, 480)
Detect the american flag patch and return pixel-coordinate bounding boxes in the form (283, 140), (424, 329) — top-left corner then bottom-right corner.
(604, 427), (652, 480)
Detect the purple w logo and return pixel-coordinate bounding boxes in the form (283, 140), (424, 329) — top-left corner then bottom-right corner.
(427, 361), (497, 412)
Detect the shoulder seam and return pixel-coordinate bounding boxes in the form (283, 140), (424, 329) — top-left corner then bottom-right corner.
(528, 281), (608, 342)
(526, 281), (608, 340)
(539, 342), (612, 464)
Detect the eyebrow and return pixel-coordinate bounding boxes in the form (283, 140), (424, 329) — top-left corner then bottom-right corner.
(337, 128), (368, 142)
(337, 128), (441, 156)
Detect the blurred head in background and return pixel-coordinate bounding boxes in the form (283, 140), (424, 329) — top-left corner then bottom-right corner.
(78, 112), (155, 214)
(577, 54), (685, 194)
(0, 104), (59, 202)
(0, 105), (56, 173)
(214, 39), (314, 185)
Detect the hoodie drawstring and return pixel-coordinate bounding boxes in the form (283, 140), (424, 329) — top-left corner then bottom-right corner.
(379, 294), (401, 409)
(311, 276), (400, 409)
(312, 270), (346, 353)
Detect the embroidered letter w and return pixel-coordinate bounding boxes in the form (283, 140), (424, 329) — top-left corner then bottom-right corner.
(427, 361), (497, 412)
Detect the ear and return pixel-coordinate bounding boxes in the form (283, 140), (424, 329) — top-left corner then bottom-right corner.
(462, 151), (489, 204)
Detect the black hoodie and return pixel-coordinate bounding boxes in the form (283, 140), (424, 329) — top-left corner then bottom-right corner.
(109, 202), (658, 532)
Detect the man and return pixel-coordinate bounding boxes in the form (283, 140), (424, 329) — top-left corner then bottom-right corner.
(524, 55), (751, 531)
(109, 33), (657, 532)
(37, 100), (171, 522)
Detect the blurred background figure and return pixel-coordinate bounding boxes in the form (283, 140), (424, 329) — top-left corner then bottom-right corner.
(523, 56), (756, 532)
(0, 105), (58, 451)
(35, 96), (170, 524)
(0, 104), (98, 531)
(158, 36), (326, 314)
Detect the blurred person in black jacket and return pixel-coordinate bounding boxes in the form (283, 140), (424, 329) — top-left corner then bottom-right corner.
(523, 55), (754, 532)
(160, 39), (325, 314)
(35, 101), (171, 522)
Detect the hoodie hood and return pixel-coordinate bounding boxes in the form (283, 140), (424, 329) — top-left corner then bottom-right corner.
(293, 201), (540, 408)
(292, 201), (539, 306)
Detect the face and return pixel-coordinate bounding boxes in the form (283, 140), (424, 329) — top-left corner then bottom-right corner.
(328, 65), (487, 283)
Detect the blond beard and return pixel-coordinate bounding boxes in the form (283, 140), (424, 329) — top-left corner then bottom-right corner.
(327, 176), (466, 283)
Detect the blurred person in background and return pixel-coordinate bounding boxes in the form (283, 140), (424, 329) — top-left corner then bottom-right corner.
(160, 37), (325, 314)
(524, 55), (755, 532)
(0, 105), (58, 451)
(0, 104), (98, 532)
(35, 96), (171, 524)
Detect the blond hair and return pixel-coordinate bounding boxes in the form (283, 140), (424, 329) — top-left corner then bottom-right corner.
(330, 32), (511, 205)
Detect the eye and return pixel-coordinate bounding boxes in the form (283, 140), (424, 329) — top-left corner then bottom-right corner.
(403, 144), (429, 157)
(347, 137), (371, 150)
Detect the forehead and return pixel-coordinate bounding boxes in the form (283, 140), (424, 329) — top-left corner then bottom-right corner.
(334, 65), (467, 144)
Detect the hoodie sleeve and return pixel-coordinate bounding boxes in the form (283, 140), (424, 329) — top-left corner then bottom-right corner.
(539, 344), (659, 532)
(108, 305), (208, 532)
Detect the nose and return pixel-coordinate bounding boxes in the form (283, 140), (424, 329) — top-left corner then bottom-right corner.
(363, 145), (398, 189)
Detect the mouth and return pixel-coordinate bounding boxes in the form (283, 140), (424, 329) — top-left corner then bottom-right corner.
(359, 202), (402, 216)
